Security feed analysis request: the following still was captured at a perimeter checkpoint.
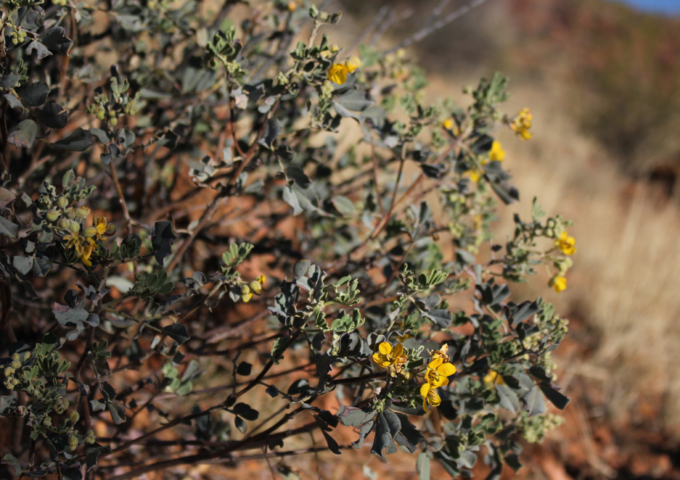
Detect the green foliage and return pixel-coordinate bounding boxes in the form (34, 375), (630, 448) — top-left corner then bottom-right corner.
(0, 1), (576, 478)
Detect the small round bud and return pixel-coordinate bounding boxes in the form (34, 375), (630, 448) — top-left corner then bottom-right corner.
(66, 209), (76, 219)
(59, 218), (71, 230)
(83, 227), (98, 238)
(109, 118), (118, 126)
(249, 280), (262, 294)
(46, 210), (61, 222)
(69, 221), (81, 234)
(11, 353), (20, 361)
(241, 284), (251, 295)
(68, 434), (78, 446)
(11, 360), (21, 369)
(241, 292), (253, 303)
(4, 367), (15, 377)
(57, 197), (69, 209)
(69, 410), (80, 423)
(75, 207), (90, 219)
(330, 44), (339, 53)
(43, 416), (52, 426)
(24, 352), (30, 360)
(287, 1), (297, 12)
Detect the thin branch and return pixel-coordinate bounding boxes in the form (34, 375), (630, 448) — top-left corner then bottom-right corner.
(387, 0), (490, 53)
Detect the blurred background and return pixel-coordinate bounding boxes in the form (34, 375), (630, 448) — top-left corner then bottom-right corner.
(332, 0), (680, 478)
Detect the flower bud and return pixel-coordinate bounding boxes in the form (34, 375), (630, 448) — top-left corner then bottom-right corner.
(241, 292), (253, 303)
(287, 1), (297, 12)
(4, 367), (15, 377)
(11, 353), (19, 361)
(24, 352), (31, 360)
(241, 284), (251, 296)
(109, 118), (118, 126)
(330, 44), (339, 53)
(69, 410), (80, 423)
(75, 207), (90, 219)
(43, 416), (52, 426)
(83, 227), (98, 238)
(249, 280), (262, 294)
(59, 218), (71, 230)
(69, 221), (81, 234)
(46, 210), (60, 222)
(57, 197), (69, 209)
(11, 360), (21, 369)
(345, 56), (361, 73)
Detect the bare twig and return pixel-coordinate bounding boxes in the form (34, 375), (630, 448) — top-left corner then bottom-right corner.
(386, 0), (490, 53)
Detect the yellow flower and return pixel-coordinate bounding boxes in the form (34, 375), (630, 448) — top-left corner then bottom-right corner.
(428, 344), (450, 365)
(510, 108), (533, 140)
(372, 342), (406, 368)
(89, 216), (115, 241)
(327, 64), (349, 84)
(488, 140), (505, 162)
(257, 275), (266, 285)
(442, 119), (454, 130)
(550, 275), (567, 293)
(420, 382), (441, 412)
(81, 238), (96, 267)
(287, 1), (297, 11)
(345, 56), (361, 73)
(483, 370), (505, 387)
(555, 231), (576, 256)
(424, 357), (456, 389)
(65, 232), (96, 267)
(465, 169), (482, 183)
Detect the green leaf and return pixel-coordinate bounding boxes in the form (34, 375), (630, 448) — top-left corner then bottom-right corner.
(286, 166), (311, 189)
(0, 216), (19, 239)
(7, 120), (37, 148)
(233, 403), (259, 421)
(12, 256), (33, 275)
(257, 119), (282, 149)
(283, 185), (302, 215)
(20, 81), (49, 107)
(2, 453), (22, 477)
(337, 406), (376, 427)
(35, 102), (68, 129)
(25, 41), (52, 60)
(152, 221), (177, 266)
(163, 324), (190, 345)
(416, 452), (430, 480)
(538, 382), (570, 410)
(51, 128), (94, 151)
(335, 90), (374, 112)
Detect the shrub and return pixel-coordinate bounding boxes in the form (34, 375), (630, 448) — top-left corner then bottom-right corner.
(0, 1), (575, 478)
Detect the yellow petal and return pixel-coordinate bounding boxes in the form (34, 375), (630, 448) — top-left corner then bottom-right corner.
(392, 343), (404, 358)
(427, 358), (443, 369)
(437, 362), (456, 377)
(422, 398), (428, 412)
(378, 342), (392, 356)
(420, 382), (431, 398)
(372, 353), (383, 365)
(429, 391), (441, 407)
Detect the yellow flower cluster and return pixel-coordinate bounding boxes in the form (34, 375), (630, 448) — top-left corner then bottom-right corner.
(420, 345), (456, 412)
(372, 341), (408, 377)
(464, 141), (506, 183)
(549, 275), (567, 294)
(327, 56), (362, 85)
(241, 275), (266, 303)
(511, 108), (533, 140)
(554, 231), (576, 256)
(483, 370), (505, 387)
(64, 233), (96, 267)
